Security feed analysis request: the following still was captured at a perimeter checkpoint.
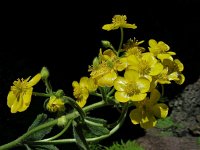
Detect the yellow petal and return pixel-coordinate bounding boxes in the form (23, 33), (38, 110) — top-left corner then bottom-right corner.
(28, 73), (41, 87)
(124, 70), (139, 81)
(175, 74), (185, 85)
(153, 103), (169, 118)
(11, 96), (23, 113)
(122, 24), (137, 29)
(18, 88), (33, 112)
(140, 114), (157, 129)
(149, 89), (161, 105)
(130, 93), (147, 101)
(157, 54), (173, 61)
(137, 78), (150, 93)
(98, 71), (117, 87)
(114, 77), (127, 91)
(7, 91), (16, 108)
(115, 91), (130, 102)
(150, 63), (163, 76)
(129, 108), (142, 124)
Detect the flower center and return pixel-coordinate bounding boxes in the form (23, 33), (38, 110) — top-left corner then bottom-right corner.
(125, 83), (140, 96)
(112, 15), (127, 25)
(139, 60), (151, 75)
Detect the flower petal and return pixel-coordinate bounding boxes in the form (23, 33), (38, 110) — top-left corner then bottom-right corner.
(129, 108), (142, 124)
(28, 73), (41, 87)
(115, 91), (130, 102)
(140, 114), (157, 129)
(114, 77), (127, 91)
(130, 93), (147, 101)
(153, 103), (169, 118)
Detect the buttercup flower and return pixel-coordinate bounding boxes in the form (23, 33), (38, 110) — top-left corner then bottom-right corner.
(148, 39), (176, 61)
(7, 73), (41, 113)
(72, 77), (97, 107)
(127, 52), (163, 81)
(46, 96), (65, 112)
(129, 89), (169, 129)
(102, 15), (137, 31)
(114, 70), (150, 102)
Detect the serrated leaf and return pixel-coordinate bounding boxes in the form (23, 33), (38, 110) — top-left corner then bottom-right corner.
(26, 113), (54, 141)
(73, 121), (90, 150)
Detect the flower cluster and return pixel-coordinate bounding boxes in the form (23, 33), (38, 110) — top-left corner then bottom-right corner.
(72, 15), (185, 128)
(3, 14), (185, 150)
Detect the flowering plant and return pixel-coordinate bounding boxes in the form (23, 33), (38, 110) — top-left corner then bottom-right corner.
(0, 15), (185, 150)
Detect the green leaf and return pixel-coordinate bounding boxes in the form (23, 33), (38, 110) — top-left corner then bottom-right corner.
(26, 113), (54, 141)
(26, 144), (59, 150)
(73, 121), (90, 150)
(156, 117), (174, 129)
(84, 123), (110, 138)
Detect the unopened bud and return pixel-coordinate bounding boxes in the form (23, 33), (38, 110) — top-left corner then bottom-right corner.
(57, 115), (67, 127)
(101, 40), (112, 48)
(41, 66), (49, 79)
(92, 57), (99, 68)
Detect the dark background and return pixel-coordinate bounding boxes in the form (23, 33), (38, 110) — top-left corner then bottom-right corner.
(0, 0), (200, 149)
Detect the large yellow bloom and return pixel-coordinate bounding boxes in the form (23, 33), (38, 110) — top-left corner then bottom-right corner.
(7, 73), (41, 113)
(127, 52), (163, 81)
(102, 15), (137, 31)
(114, 70), (150, 102)
(72, 77), (97, 108)
(129, 89), (169, 129)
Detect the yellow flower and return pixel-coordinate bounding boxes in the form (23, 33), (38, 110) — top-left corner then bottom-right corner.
(162, 59), (185, 85)
(46, 96), (65, 112)
(129, 89), (169, 129)
(127, 52), (163, 81)
(89, 49), (120, 87)
(72, 77), (97, 107)
(7, 73), (41, 113)
(114, 70), (150, 102)
(148, 39), (176, 61)
(123, 38), (145, 57)
(102, 15), (137, 31)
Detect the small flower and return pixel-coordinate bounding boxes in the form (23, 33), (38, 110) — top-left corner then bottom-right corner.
(114, 70), (150, 102)
(7, 73), (41, 113)
(102, 15), (137, 31)
(129, 89), (169, 129)
(72, 77), (97, 107)
(148, 39), (176, 61)
(46, 96), (65, 112)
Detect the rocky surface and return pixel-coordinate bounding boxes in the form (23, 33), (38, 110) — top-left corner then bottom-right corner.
(169, 76), (200, 137)
(135, 76), (200, 150)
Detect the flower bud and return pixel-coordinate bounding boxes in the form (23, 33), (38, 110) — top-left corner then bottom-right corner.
(55, 89), (65, 97)
(57, 115), (67, 127)
(101, 40), (112, 48)
(40, 66), (49, 80)
(92, 57), (99, 68)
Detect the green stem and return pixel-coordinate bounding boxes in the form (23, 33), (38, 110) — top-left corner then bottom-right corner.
(117, 27), (124, 55)
(32, 92), (52, 97)
(31, 102), (127, 145)
(0, 119), (58, 150)
(0, 100), (106, 150)
(41, 119), (72, 141)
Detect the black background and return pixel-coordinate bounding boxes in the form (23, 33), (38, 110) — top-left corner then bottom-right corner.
(0, 0), (200, 149)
